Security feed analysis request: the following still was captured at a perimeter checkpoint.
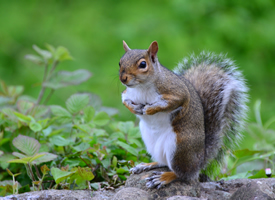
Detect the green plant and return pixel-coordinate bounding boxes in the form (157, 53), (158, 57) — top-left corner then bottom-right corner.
(0, 44), (150, 196)
(219, 100), (275, 180)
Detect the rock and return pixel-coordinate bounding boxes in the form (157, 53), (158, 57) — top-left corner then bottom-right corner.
(3, 189), (116, 200)
(3, 189), (93, 200)
(113, 187), (151, 200)
(3, 175), (275, 200)
(166, 196), (204, 200)
(200, 178), (275, 200)
(229, 180), (275, 200)
(125, 167), (201, 199)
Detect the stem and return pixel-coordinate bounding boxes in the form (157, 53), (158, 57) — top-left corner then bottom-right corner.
(36, 60), (58, 105)
(12, 175), (15, 194)
(49, 180), (54, 189)
(87, 181), (91, 190)
(34, 164), (44, 190)
(27, 163), (36, 182)
(79, 156), (93, 169)
(49, 60), (59, 75)
(43, 89), (55, 104)
(36, 62), (49, 105)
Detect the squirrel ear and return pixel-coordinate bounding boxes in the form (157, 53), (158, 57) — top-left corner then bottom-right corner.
(148, 41), (158, 63)
(123, 41), (131, 52)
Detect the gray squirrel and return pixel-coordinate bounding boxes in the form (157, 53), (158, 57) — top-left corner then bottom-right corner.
(119, 41), (248, 189)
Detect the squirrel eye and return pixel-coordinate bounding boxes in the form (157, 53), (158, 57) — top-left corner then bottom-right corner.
(139, 61), (147, 69)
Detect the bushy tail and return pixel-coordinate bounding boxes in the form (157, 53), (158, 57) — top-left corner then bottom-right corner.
(174, 52), (249, 179)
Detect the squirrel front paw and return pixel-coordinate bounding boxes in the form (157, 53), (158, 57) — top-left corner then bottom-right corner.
(130, 163), (155, 174)
(146, 171), (177, 189)
(143, 104), (158, 115)
(123, 99), (145, 115)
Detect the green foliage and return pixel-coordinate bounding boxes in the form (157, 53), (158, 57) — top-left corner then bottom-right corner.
(219, 100), (275, 180)
(0, 44), (149, 196)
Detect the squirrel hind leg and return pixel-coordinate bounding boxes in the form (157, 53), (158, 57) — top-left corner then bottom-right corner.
(130, 162), (167, 174)
(146, 171), (178, 189)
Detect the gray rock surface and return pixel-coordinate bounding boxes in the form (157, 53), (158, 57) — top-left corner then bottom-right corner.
(3, 170), (275, 200)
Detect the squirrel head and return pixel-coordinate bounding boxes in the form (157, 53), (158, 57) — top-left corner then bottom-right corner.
(119, 41), (159, 87)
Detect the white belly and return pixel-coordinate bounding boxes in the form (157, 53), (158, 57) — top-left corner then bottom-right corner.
(138, 112), (176, 170)
(122, 85), (177, 170)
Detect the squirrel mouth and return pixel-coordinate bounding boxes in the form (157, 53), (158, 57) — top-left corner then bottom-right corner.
(126, 84), (135, 87)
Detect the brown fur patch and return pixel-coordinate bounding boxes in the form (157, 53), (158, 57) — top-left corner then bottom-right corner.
(143, 162), (158, 166)
(123, 101), (135, 114)
(159, 172), (178, 184)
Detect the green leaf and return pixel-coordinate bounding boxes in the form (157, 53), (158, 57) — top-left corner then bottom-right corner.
(8, 154), (45, 164)
(29, 121), (42, 132)
(16, 100), (35, 115)
(63, 159), (80, 168)
(66, 93), (90, 114)
(34, 153), (57, 164)
(45, 44), (55, 55)
(41, 165), (50, 175)
(55, 46), (73, 61)
(77, 167), (94, 181)
(73, 124), (95, 133)
(248, 169), (267, 179)
(110, 132), (125, 140)
(25, 54), (44, 65)
(116, 167), (128, 174)
(222, 172), (252, 180)
(1, 108), (18, 122)
(129, 138), (143, 147)
(51, 167), (74, 184)
(30, 105), (50, 119)
(93, 112), (110, 126)
(88, 94), (102, 111)
(13, 112), (32, 123)
(90, 183), (100, 190)
(118, 121), (134, 133)
(7, 85), (24, 97)
(112, 156), (117, 168)
(73, 143), (90, 152)
(84, 106), (95, 123)
(0, 154), (16, 169)
(128, 127), (141, 138)
(18, 184), (30, 194)
(92, 129), (108, 137)
(0, 96), (12, 105)
(234, 149), (262, 158)
(116, 141), (138, 156)
(50, 136), (74, 146)
(32, 45), (52, 60)
(12, 152), (26, 159)
(0, 132), (9, 146)
(50, 105), (71, 117)
(50, 105), (72, 123)
(12, 135), (40, 156)
(44, 69), (92, 90)
(0, 80), (8, 95)
(100, 106), (119, 116)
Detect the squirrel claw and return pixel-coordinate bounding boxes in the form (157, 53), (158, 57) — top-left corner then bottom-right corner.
(145, 171), (166, 189)
(130, 163), (146, 174)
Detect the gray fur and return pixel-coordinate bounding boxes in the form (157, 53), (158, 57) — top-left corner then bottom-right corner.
(174, 51), (249, 178)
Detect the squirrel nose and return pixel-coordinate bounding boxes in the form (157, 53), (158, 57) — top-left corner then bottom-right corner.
(121, 76), (128, 83)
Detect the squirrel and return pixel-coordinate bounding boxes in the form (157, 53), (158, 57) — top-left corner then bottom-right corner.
(119, 41), (248, 189)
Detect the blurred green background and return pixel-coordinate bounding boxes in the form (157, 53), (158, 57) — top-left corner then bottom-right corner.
(0, 0), (274, 123)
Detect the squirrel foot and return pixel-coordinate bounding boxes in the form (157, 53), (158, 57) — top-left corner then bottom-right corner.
(146, 171), (177, 189)
(123, 99), (145, 115)
(130, 162), (165, 174)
